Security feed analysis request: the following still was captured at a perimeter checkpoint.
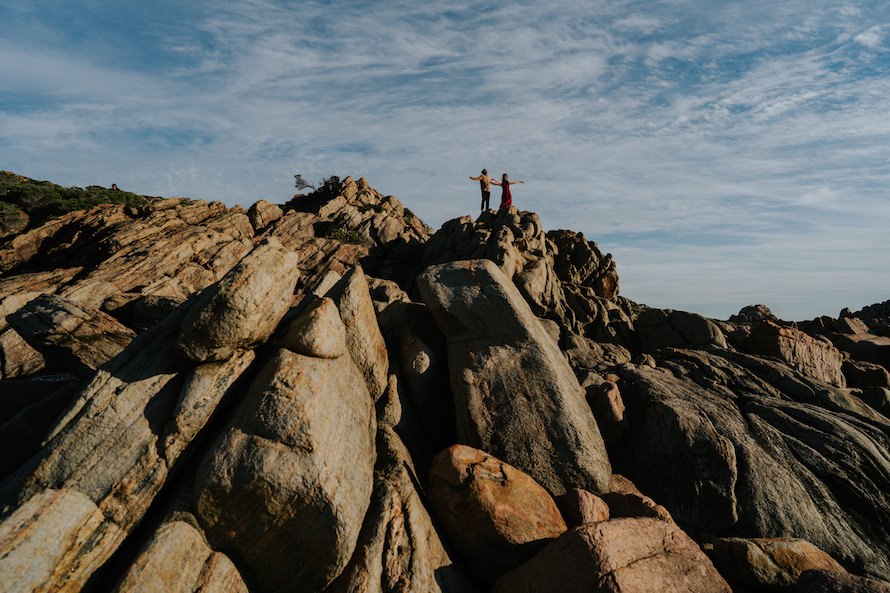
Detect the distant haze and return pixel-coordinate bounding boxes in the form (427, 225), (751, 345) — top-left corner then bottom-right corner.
(2, 1), (888, 321)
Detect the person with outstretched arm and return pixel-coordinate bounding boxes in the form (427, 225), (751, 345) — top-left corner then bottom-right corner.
(490, 173), (523, 208)
(469, 169), (493, 211)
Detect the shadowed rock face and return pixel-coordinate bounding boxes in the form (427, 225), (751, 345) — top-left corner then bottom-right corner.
(613, 348), (890, 580)
(0, 174), (888, 593)
(417, 259), (612, 497)
(797, 569), (890, 593)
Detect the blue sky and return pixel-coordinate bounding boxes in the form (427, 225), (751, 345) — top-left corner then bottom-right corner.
(1, 1), (888, 320)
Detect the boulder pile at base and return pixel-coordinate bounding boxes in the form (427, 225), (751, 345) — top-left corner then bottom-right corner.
(0, 173), (887, 593)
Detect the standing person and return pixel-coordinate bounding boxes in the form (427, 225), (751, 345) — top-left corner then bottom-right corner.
(469, 169), (493, 211)
(491, 173), (524, 208)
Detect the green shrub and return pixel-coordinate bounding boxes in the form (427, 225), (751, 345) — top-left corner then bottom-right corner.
(0, 171), (151, 227)
(325, 227), (368, 246)
(0, 200), (20, 214)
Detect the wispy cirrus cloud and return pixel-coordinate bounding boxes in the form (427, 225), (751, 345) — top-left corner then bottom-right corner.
(1, 0), (888, 319)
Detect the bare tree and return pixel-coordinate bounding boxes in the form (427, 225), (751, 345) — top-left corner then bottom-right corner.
(294, 174), (316, 191)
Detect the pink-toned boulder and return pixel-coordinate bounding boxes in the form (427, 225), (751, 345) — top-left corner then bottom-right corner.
(492, 518), (731, 593)
(706, 537), (845, 591)
(746, 322), (845, 387)
(555, 488), (610, 527)
(428, 444), (567, 584)
(602, 474), (674, 523)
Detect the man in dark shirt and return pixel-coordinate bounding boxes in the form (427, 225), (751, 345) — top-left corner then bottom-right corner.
(469, 169), (492, 211)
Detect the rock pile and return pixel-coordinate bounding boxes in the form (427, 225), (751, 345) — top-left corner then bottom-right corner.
(0, 173), (887, 593)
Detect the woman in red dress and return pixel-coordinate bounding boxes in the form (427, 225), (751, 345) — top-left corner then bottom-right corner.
(491, 173), (524, 208)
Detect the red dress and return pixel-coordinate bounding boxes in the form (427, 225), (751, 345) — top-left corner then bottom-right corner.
(500, 181), (512, 207)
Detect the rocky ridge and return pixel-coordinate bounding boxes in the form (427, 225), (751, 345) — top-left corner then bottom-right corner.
(0, 174), (887, 593)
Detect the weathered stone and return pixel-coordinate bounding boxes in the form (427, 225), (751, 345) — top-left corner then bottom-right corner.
(585, 379), (629, 443)
(555, 488), (610, 527)
(730, 305), (778, 324)
(113, 520), (248, 593)
(417, 259), (611, 496)
(51, 206), (254, 309)
(562, 331), (633, 375)
(834, 316), (870, 335)
(367, 276), (410, 313)
(0, 207), (127, 275)
(706, 537), (845, 591)
(7, 294), (135, 375)
(178, 237), (300, 362)
(0, 329), (44, 379)
(0, 267), (83, 333)
(326, 266), (389, 400)
(327, 428), (478, 593)
(149, 197), (183, 211)
(423, 209), (570, 329)
(162, 352), (256, 461)
(194, 347), (375, 593)
(428, 445), (567, 584)
(636, 308), (728, 352)
(746, 322), (845, 387)
(492, 518), (732, 593)
(276, 296), (347, 359)
(563, 285), (635, 344)
(548, 229), (620, 299)
(0, 310), (253, 592)
(855, 300), (890, 328)
(0, 488), (126, 593)
(797, 569), (890, 593)
(832, 333), (890, 371)
(843, 359), (890, 389)
(602, 474), (674, 523)
(247, 199), (283, 230)
(539, 316), (562, 344)
(614, 349), (890, 580)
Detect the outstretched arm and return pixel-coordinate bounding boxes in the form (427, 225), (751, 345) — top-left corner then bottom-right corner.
(490, 179), (502, 186)
(512, 180), (524, 184)
(469, 175), (482, 181)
